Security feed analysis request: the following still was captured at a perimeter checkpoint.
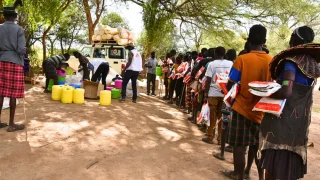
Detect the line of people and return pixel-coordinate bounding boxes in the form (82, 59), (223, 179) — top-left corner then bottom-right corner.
(158, 24), (320, 180)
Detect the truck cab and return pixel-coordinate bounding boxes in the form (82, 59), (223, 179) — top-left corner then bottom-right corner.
(80, 40), (127, 74)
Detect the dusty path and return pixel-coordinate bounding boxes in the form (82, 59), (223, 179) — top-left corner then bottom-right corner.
(0, 85), (319, 180)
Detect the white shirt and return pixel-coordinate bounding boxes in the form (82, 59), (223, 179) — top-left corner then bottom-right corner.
(127, 49), (143, 72)
(205, 59), (233, 97)
(89, 59), (105, 74)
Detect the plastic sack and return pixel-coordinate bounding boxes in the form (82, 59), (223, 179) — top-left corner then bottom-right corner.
(128, 33), (136, 42)
(102, 34), (113, 40)
(118, 28), (129, 39)
(94, 30), (100, 35)
(224, 83), (239, 107)
(113, 35), (121, 41)
(92, 35), (97, 41)
(197, 103), (210, 126)
(105, 27), (118, 35)
(95, 35), (102, 41)
(253, 97), (286, 117)
(98, 24), (105, 31)
(117, 39), (129, 46)
(98, 29), (105, 36)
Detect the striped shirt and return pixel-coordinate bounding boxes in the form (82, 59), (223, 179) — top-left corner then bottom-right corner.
(45, 55), (66, 68)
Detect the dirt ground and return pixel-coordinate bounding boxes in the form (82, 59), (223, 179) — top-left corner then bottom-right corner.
(0, 84), (320, 180)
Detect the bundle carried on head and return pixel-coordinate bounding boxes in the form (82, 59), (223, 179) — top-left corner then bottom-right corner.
(92, 24), (136, 46)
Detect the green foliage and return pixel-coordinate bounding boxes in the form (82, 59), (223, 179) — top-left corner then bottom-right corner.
(101, 12), (130, 30)
(202, 29), (245, 53)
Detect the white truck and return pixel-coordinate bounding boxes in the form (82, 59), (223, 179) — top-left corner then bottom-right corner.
(79, 40), (127, 74)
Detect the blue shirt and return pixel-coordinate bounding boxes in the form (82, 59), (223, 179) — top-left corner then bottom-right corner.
(279, 61), (313, 86)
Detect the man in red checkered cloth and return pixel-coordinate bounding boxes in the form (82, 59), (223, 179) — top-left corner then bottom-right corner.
(0, 7), (26, 132)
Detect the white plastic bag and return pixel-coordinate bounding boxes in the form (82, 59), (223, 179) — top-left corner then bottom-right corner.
(253, 97), (286, 117)
(197, 103), (210, 126)
(2, 97), (18, 110)
(224, 83), (239, 107)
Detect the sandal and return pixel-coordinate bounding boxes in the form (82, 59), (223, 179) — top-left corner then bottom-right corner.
(221, 170), (238, 180)
(7, 124), (25, 132)
(213, 151), (225, 160)
(0, 122), (8, 129)
(202, 137), (214, 144)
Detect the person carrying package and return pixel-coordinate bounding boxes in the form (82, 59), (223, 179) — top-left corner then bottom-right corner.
(259, 26), (320, 180)
(145, 51), (158, 96)
(0, 6), (26, 132)
(120, 43), (143, 103)
(222, 25), (273, 180)
(43, 53), (70, 93)
(73, 51), (89, 80)
(202, 46), (233, 145)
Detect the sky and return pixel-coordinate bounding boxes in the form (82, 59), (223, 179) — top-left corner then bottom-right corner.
(107, 1), (143, 38)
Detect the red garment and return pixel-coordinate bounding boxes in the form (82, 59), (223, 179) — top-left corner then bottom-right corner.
(0, 61), (25, 98)
(196, 57), (203, 62)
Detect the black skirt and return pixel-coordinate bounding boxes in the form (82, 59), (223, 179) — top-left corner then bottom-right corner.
(259, 149), (307, 180)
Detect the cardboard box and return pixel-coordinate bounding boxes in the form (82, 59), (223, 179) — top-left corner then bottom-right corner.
(83, 80), (99, 99)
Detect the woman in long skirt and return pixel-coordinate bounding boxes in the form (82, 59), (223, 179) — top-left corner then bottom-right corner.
(259, 26), (320, 180)
(0, 7), (26, 132)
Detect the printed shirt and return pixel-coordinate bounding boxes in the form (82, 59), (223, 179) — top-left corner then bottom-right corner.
(205, 59), (233, 97)
(145, 57), (158, 74)
(228, 51), (273, 124)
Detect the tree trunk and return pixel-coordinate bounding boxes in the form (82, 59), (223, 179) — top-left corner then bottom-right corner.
(42, 26), (53, 60)
(60, 37), (65, 54)
(83, 0), (105, 44)
(83, 0), (94, 44)
(0, 0), (4, 24)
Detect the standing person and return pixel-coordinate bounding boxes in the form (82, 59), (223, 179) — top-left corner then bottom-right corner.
(238, 41), (250, 56)
(168, 53), (182, 104)
(42, 53), (70, 92)
(120, 43), (143, 103)
(162, 53), (173, 100)
(145, 52), (158, 96)
(176, 54), (190, 108)
(184, 51), (198, 113)
(202, 47), (233, 144)
(218, 49), (237, 153)
(196, 48), (208, 61)
(0, 7), (26, 132)
(223, 25), (272, 180)
(73, 51), (89, 80)
(218, 49), (237, 155)
(260, 26), (319, 180)
(226, 49), (237, 62)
